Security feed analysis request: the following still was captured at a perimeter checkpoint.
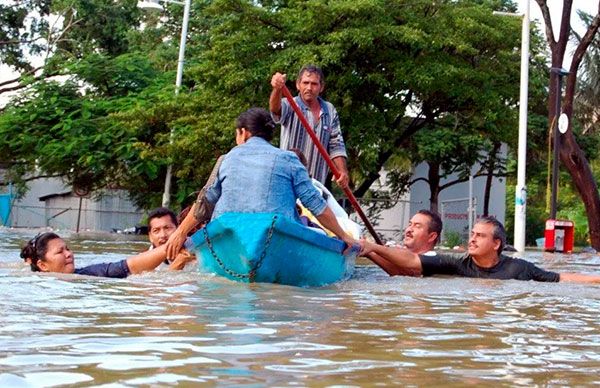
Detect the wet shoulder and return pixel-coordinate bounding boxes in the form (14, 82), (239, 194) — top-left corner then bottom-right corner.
(426, 250), (470, 262)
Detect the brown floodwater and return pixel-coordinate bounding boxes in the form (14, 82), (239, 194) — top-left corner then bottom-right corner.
(1, 228), (600, 386)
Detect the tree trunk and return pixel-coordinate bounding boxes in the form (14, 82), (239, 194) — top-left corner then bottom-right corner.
(428, 161), (441, 214)
(558, 74), (600, 248)
(483, 142), (501, 216)
(535, 0), (600, 249)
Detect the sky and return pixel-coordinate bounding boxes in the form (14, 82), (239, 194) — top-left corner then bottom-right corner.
(0, 0), (598, 105)
(525, 0), (598, 69)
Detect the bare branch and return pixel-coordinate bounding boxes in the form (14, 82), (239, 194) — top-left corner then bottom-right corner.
(438, 171), (505, 192)
(534, 0), (556, 50)
(0, 83), (29, 94)
(564, 3), (600, 112)
(408, 177), (429, 186)
(22, 174), (65, 182)
(556, 0), (575, 59)
(0, 36), (46, 46)
(569, 5), (600, 74)
(0, 66), (43, 88)
(0, 173), (65, 186)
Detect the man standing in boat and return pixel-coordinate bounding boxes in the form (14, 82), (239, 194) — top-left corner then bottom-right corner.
(270, 65), (350, 188)
(165, 108), (358, 261)
(362, 216), (600, 283)
(369, 210), (441, 276)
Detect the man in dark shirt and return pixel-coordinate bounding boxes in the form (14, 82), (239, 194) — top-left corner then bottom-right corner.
(362, 216), (600, 283)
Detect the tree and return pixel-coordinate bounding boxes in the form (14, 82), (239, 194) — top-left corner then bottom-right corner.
(534, 0), (600, 249)
(186, 0), (524, 199)
(1, 0), (532, 214)
(0, 0), (51, 72)
(406, 122), (497, 213)
(573, 11), (600, 135)
(0, 53), (173, 198)
(0, 0), (141, 98)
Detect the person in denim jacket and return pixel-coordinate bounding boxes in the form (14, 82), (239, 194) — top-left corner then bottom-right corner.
(166, 108), (357, 260)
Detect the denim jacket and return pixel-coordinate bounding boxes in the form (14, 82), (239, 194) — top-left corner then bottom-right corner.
(205, 137), (327, 222)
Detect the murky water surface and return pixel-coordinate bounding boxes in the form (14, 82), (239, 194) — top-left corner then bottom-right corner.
(1, 228), (600, 386)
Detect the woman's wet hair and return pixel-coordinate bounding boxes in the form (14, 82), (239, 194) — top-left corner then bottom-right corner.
(236, 107), (276, 141)
(20, 232), (61, 272)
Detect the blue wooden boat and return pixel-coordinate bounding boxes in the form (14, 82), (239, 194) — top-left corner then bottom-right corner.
(186, 212), (358, 287)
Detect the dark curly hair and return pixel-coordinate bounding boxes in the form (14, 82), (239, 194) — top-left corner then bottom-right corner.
(20, 232), (61, 272)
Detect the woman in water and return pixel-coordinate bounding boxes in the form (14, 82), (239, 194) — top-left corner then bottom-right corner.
(21, 232), (191, 278)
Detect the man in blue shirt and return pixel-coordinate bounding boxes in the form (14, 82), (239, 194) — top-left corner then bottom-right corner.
(270, 65), (349, 188)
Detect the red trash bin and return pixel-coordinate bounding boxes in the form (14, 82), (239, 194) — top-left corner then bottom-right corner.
(544, 219), (574, 253)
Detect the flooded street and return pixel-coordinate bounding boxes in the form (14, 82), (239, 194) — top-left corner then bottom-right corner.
(1, 228), (600, 386)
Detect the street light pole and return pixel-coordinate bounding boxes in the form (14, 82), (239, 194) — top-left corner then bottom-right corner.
(494, 1), (530, 252)
(514, 0), (530, 253)
(549, 67), (569, 220)
(138, 0), (191, 208)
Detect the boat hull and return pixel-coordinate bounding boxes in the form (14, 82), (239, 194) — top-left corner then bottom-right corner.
(187, 212), (357, 287)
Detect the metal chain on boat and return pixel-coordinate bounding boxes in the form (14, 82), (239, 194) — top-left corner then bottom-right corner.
(248, 215), (277, 282)
(202, 215), (278, 281)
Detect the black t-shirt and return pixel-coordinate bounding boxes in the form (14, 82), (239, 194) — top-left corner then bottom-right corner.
(419, 252), (560, 282)
(74, 259), (130, 278)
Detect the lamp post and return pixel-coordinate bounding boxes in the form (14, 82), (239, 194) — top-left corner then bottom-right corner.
(494, 0), (530, 252)
(549, 67), (569, 219)
(138, 0), (191, 208)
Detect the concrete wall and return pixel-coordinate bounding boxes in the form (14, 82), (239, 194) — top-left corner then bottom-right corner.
(43, 191), (143, 232)
(9, 178), (69, 228)
(3, 175), (143, 232)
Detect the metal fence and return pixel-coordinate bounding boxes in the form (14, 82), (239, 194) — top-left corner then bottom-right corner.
(9, 203), (144, 233)
(440, 197), (477, 245)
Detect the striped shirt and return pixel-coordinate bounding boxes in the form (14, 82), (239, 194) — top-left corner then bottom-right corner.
(273, 96), (347, 184)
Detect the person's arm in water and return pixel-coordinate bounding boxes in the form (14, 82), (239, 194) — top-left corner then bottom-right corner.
(126, 245), (191, 274)
(559, 272), (600, 283)
(270, 72), (286, 118)
(361, 240), (423, 277)
(368, 251), (406, 276)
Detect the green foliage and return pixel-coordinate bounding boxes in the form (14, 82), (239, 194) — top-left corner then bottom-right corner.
(54, 0), (141, 57)
(2, 0), (545, 215)
(0, 0), (51, 70)
(443, 230), (464, 249)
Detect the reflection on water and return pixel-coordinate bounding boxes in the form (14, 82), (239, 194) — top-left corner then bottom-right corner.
(1, 228), (600, 386)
